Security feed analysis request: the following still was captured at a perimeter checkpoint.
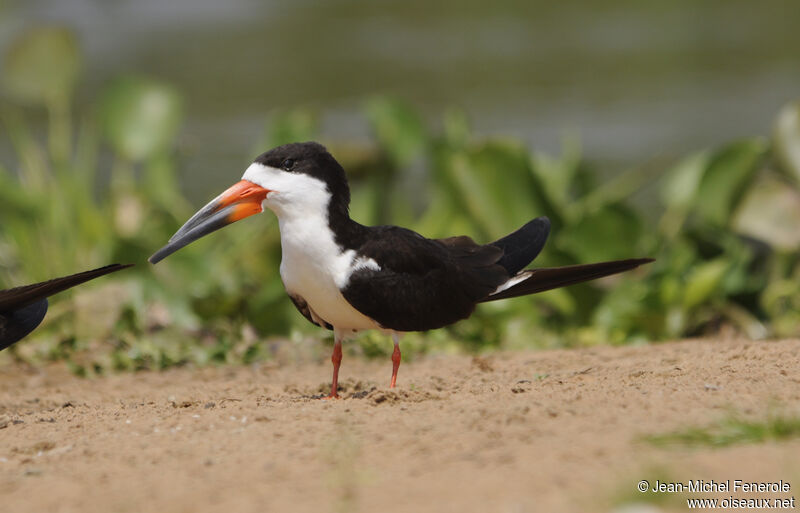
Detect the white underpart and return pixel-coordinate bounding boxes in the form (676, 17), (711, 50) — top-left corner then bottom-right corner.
(242, 162), (382, 331)
(490, 270), (533, 295)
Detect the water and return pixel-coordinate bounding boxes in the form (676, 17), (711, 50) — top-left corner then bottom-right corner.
(2, 0), (799, 199)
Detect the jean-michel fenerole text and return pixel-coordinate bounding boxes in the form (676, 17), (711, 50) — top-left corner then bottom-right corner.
(651, 480), (790, 494)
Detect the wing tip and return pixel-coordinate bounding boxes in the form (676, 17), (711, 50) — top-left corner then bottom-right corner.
(479, 256), (655, 303)
(0, 263), (135, 312)
(108, 263), (136, 271)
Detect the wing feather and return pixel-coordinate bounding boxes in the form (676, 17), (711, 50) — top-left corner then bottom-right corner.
(341, 226), (508, 331)
(0, 264), (134, 312)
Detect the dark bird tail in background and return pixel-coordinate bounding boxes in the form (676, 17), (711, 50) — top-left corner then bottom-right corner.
(480, 258), (654, 303)
(0, 263), (133, 351)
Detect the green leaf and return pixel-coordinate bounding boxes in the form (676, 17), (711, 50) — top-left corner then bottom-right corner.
(530, 136), (581, 208)
(774, 100), (800, 185)
(557, 204), (643, 262)
(762, 277), (800, 337)
(592, 280), (649, 336)
(659, 151), (709, 211)
(2, 26), (81, 105)
(433, 141), (551, 239)
(683, 258), (729, 310)
(693, 139), (767, 226)
(442, 108), (470, 147)
(99, 76), (182, 162)
(733, 174), (800, 251)
(365, 97), (426, 167)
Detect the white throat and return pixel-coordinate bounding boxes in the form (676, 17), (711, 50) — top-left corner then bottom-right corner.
(241, 162), (331, 222)
(241, 162), (380, 330)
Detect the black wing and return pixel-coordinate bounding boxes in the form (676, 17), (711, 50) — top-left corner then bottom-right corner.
(341, 226), (509, 332)
(288, 293), (333, 330)
(0, 300), (48, 351)
(0, 263), (134, 351)
(0, 264), (134, 312)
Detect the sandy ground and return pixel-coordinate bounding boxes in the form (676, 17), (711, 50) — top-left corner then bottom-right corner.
(1, 338), (799, 513)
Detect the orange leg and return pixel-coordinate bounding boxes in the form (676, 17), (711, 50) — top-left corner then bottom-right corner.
(328, 338), (343, 398)
(390, 333), (401, 388)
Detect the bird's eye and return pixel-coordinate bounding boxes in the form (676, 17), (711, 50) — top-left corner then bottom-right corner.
(281, 158), (296, 171)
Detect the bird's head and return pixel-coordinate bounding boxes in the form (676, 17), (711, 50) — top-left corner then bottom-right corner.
(149, 141), (350, 264)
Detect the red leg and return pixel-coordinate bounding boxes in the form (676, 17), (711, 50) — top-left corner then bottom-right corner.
(328, 339), (342, 398)
(390, 335), (401, 388)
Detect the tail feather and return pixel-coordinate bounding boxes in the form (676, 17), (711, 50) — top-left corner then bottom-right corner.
(0, 264), (134, 312)
(490, 217), (551, 276)
(479, 258), (654, 302)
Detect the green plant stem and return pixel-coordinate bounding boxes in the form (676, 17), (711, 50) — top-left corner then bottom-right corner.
(48, 93), (72, 166)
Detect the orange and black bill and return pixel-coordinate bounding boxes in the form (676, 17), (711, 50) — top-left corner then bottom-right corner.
(148, 180), (270, 264)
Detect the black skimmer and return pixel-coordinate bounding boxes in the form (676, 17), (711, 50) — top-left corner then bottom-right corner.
(0, 264), (133, 351)
(150, 142), (652, 397)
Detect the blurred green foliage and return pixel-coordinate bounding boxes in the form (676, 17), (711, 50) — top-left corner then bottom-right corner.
(1, 27), (799, 373)
(645, 411), (800, 448)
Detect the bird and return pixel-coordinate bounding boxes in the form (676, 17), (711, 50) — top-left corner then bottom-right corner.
(0, 264), (133, 351)
(149, 142), (653, 398)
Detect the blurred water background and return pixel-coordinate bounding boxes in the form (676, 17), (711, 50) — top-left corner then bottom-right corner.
(2, 0), (798, 199)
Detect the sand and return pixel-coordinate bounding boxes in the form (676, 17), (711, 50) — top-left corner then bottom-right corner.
(1, 337), (799, 513)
